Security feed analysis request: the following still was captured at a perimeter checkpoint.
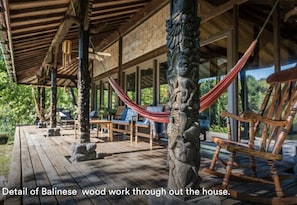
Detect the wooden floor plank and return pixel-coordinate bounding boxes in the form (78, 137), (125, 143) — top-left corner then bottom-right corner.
(4, 127), (22, 205)
(38, 136), (93, 205)
(20, 128), (40, 205)
(24, 130), (58, 205)
(30, 132), (77, 205)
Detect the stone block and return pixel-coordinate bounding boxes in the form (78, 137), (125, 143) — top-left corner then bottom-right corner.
(70, 143), (97, 163)
(46, 128), (61, 137)
(38, 122), (47, 128)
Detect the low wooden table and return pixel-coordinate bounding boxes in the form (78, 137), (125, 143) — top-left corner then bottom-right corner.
(74, 120), (113, 141)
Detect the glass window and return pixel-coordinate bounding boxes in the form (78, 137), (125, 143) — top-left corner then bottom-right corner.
(102, 82), (109, 110)
(199, 38), (227, 128)
(96, 85), (100, 110)
(140, 68), (153, 105)
(111, 79), (118, 110)
(159, 62), (168, 104)
(126, 72), (136, 101)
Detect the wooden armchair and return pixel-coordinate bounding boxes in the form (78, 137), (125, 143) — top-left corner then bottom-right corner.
(111, 107), (136, 142)
(133, 105), (164, 150)
(203, 67), (297, 204)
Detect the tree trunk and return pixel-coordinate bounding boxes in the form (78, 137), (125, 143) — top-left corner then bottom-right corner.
(166, 0), (201, 194)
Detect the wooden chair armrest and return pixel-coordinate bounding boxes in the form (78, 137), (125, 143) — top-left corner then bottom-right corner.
(219, 111), (250, 122)
(212, 136), (282, 160)
(227, 144), (282, 161)
(211, 136), (249, 148)
(220, 111), (287, 127)
(241, 111), (287, 127)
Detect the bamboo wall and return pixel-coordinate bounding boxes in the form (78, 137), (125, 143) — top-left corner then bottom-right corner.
(122, 5), (169, 64)
(93, 41), (119, 77)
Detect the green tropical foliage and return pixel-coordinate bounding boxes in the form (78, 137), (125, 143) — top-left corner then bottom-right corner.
(0, 61), (35, 140)
(0, 60), (77, 140)
(200, 75), (268, 133)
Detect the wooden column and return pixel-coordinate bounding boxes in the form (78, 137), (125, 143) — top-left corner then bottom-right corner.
(153, 59), (157, 106)
(50, 46), (58, 128)
(273, 0), (280, 73)
(77, 25), (90, 143)
(40, 87), (46, 120)
(166, 0), (201, 193)
(117, 36), (124, 106)
(36, 87), (41, 122)
(50, 66), (57, 128)
(228, 5), (239, 141)
(76, 0), (92, 143)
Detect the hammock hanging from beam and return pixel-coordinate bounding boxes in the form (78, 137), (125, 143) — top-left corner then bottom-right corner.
(109, 39), (257, 123)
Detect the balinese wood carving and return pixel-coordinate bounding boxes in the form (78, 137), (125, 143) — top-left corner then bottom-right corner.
(166, 0), (201, 193)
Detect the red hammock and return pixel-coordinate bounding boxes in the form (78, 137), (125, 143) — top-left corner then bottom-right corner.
(200, 39), (257, 112)
(109, 77), (170, 123)
(109, 40), (257, 123)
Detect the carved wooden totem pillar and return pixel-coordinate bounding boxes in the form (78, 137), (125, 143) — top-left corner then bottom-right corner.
(77, 0), (91, 143)
(77, 26), (91, 143)
(166, 0), (201, 192)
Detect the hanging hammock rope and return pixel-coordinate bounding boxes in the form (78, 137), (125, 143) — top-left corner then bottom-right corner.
(109, 77), (170, 123)
(199, 39), (257, 112)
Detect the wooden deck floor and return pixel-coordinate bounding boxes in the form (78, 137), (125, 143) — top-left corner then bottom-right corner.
(2, 126), (297, 205)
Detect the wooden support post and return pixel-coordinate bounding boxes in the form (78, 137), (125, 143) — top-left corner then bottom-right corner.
(77, 16), (90, 143)
(40, 87), (46, 120)
(36, 87), (41, 122)
(68, 87), (77, 108)
(50, 46), (58, 128)
(50, 66), (57, 128)
(166, 0), (201, 193)
(118, 36), (123, 106)
(273, 0), (280, 73)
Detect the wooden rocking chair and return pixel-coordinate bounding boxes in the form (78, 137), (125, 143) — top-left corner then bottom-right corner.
(203, 67), (297, 204)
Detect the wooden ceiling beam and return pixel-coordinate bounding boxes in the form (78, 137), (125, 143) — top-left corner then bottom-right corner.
(13, 33), (57, 44)
(14, 44), (50, 54)
(91, 2), (146, 15)
(9, 0), (70, 10)
(91, 9), (139, 21)
(17, 65), (40, 79)
(10, 7), (67, 19)
(11, 16), (62, 28)
(42, 0), (80, 66)
(56, 74), (76, 80)
(201, 0), (248, 23)
(12, 23), (60, 35)
(92, 0), (145, 9)
(12, 29), (57, 40)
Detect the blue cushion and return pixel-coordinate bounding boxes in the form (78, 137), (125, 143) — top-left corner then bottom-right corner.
(111, 119), (130, 124)
(147, 106), (163, 113)
(146, 106), (164, 136)
(120, 108), (128, 120)
(125, 108), (137, 121)
(139, 106), (164, 124)
(136, 121), (149, 125)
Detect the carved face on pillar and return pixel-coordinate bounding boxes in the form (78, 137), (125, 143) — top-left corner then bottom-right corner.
(175, 52), (199, 78)
(176, 53), (190, 77)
